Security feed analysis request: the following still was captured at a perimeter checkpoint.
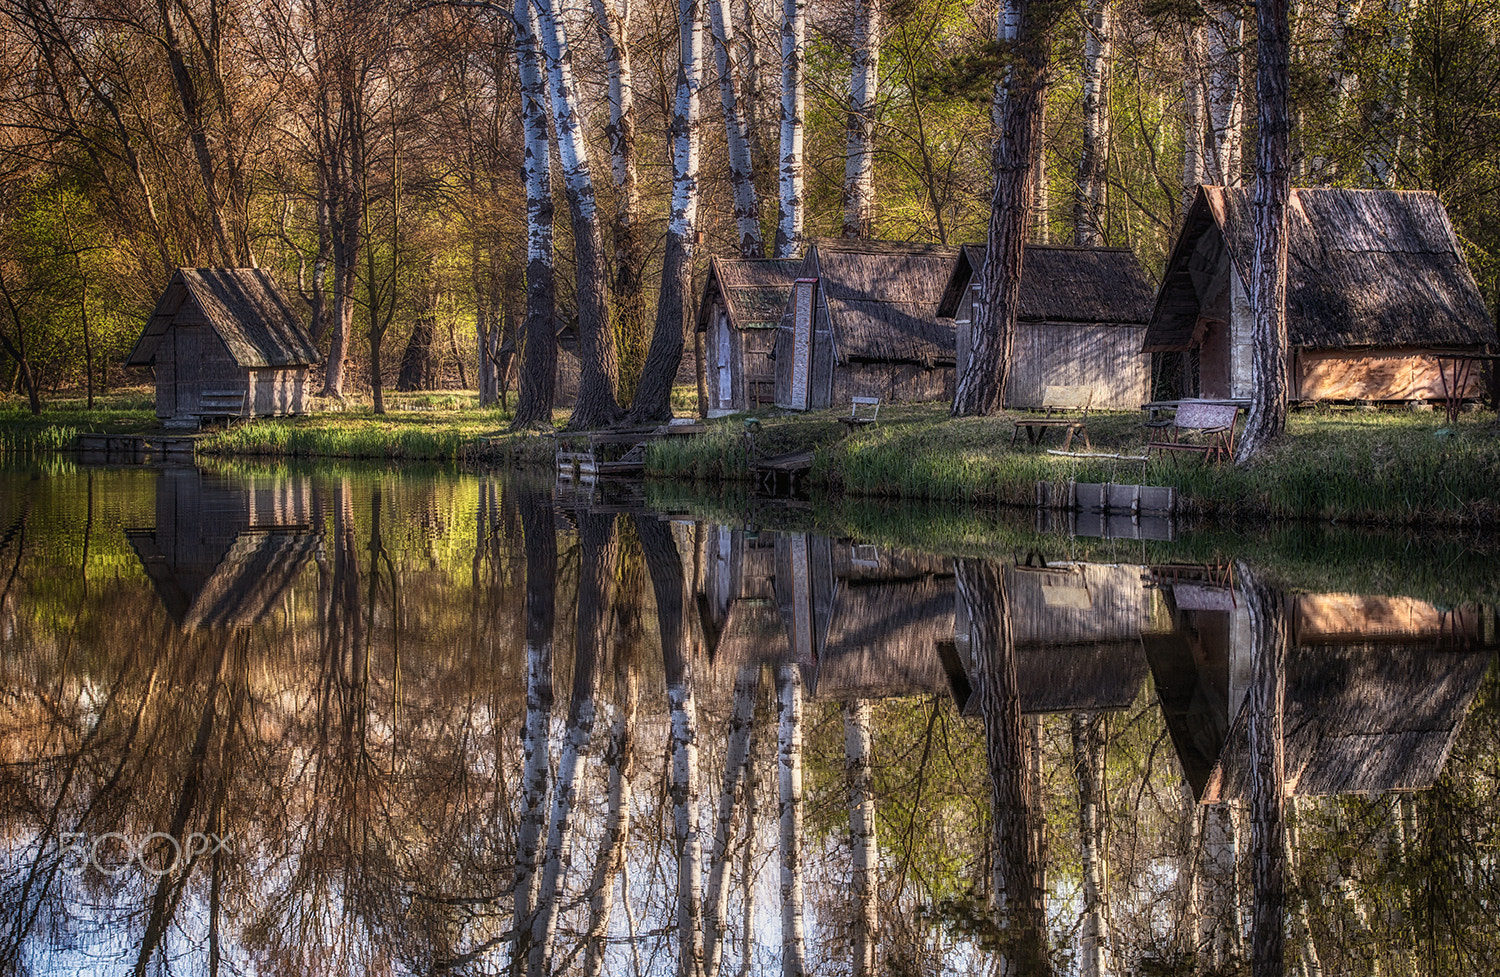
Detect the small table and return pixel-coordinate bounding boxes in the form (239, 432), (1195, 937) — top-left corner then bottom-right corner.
(1012, 417), (1090, 451)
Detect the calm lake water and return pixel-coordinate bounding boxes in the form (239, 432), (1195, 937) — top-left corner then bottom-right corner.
(0, 460), (1495, 976)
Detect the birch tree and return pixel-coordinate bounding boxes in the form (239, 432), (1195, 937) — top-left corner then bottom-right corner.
(778, 663), (808, 977)
(951, 0), (1052, 415)
(708, 0), (765, 257)
(1235, 0), (1292, 461)
(629, 0), (704, 423)
(841, 0), (881, 239)
(1074, 0), (1112, 247)
(532, 0), (621, 429)
(590, 0), (649, 401)
(511, 0), (557, 429)
(775, 0), (806, 258)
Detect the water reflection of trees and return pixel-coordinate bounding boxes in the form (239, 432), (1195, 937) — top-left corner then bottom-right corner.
(0, 466), (1496, 975)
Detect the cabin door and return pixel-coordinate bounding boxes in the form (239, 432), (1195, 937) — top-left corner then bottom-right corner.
(714, 309), (734, 409)
(174, 327), (199, 416)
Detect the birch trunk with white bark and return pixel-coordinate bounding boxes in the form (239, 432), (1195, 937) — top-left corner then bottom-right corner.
(709, 0), (766, 257)
(513, 0), (557, 429)
(775, 0), (806, 258)
(1074, 0), (1112, 247)
(841, 0), (881, 239)
(532, 0), (622, 429)
(630, 0), (704, 423)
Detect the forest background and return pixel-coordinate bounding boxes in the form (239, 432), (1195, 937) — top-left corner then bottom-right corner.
(0, 0), (1497, 418)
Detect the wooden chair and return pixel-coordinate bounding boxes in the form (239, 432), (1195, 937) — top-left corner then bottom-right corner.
(839, 396), (881, 433)
(1146, 402), (1241, 463)
(1011, 385), (1093, 451)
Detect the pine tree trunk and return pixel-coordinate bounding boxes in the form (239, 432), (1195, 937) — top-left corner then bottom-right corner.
(708, 0), (765, 257)
(774, 0), (806, 259)
(630, 0), (703, 424)
(1074, 0), (1112, 247)
(533, 0), (621, 429)
(951, 0), (1049, 416)
(1239, 562), (1288, 977)
(840, 0), (881, 239)
(845, 698), (879, 977)
(778, 663), (807, 977)
(512, 0), (558, 428)
(1234, 0), (1291, 461)
(591, 0), (649, 403)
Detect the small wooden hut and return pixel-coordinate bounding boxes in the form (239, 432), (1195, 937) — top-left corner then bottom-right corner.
(773, 239), (958, 409)
(126, 269), (320, 428)
(696, 257), (799, 413)
(936, 244), (1156, 408)
(1146, 576), (1493, 801)
(1144, 186), (1497, 402)
(127, 467), (318, 629)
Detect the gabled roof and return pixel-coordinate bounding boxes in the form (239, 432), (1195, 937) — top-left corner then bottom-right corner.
(126, 268), (321, 368)
(1146, 186), (1497, 350)
(696, 257), (800, 332)
(128, 528), (319, 629)
(801, 238), (959, 364)
(935, 243), (1156, 323)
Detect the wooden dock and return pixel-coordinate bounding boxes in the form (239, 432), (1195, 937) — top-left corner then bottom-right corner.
(750, 449), (815, 496)
(76, 433), (197, 463)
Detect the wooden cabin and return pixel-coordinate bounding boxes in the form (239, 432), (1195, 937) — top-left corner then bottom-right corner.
(126, 467), (318, 629)
(126, 269), (321, 428)
(773, 239), (958, 409)
(1145, 573), (1494, 801)
(696, 257), (799, 414)
(1144, 186), (1497, 402)
(936, 244), (1156, 409)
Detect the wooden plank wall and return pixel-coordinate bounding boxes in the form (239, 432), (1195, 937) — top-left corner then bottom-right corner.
(1005, 321), (1150, 409)
(1295, 349), (1483, 401)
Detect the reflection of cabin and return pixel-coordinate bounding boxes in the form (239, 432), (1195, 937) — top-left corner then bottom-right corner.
(936, 244), (1155, 409)
(697, 258), (799, 414)
(1146, 577), (1493, 801)
(126, 468), (319, 629)
(774, 239), (958, 409)
(126, 269), (321, 429)
(949, 562), (1163, 715)
(1144, 187), (1497, 402)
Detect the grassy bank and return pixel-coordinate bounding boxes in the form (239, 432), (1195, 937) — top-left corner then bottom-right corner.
(0, 391), (157, 453)
(646, 400), (1500, 527)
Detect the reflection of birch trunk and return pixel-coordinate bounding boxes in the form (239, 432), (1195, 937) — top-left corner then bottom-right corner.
(1071, 711), (1107, 977)
(1283, 798), (1322, 977)
(638, 514), (705, 975)
(777, 663), (808, 977)
(845, 698), (879, 976)
(582, 602), (639, 977)
(706, 665), (761, 977)
(955, 557), (1048, 973)
(1199, 802), (1243, 965)
(529, 511), (616, 975)
(512, 486), (557, 956)
(740, 677), (762, 977)
(1238, 562), (1287, 977)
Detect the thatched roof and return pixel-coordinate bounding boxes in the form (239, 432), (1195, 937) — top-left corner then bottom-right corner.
(802, 238), (959, 365)
(1146, 186), (1497, 351)
(814, 573), (955, 701)
(128, 528), (319, 629)
(1203, 645), (1491, 801)
(696, 257), (800, 332)
(935, 244), (1155, 323)
(127, 268), (321, 368)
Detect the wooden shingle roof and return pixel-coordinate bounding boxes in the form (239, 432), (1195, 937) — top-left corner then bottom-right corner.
(1146, 186), (1497, 351)
(127, 268), (321, 368)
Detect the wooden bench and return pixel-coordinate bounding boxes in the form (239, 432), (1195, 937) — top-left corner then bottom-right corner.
(1146, 402), (1241, 463)
(1012, 385), (1093, 451)
(839, 396), (880, 433)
